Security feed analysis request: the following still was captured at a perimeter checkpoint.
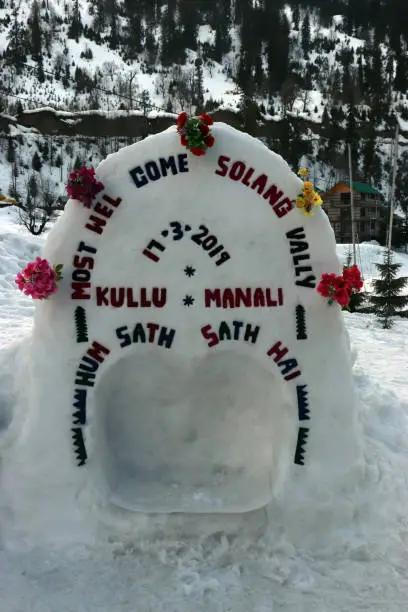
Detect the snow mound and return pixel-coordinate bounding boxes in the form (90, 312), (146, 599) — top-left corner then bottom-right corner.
(1, 124), (361, 545)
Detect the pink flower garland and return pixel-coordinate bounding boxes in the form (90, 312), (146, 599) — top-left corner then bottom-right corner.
(15, 257), (63, 300)
(66, 166), (104, 208)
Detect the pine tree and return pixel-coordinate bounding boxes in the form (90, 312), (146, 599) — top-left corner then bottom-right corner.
(213, 1), (231, 61)
(73, 154), (82, 170)
(30, 1), (42, 61)
(301, 13), (311, 58)
(108, 0), (119, 50)
(394, 51), (408, 93)
(178, 0), (198, 51)
(6, 138), (15, 164)
(32, 151), (42, 171)
(293, 4), (300, 30)
(93, 0), (105, 38)
(266, 10), (290, 94)
(346, 103), (358, 157)
(160, 6), (180, 66)
(68, 0), (83, 42)
(140, 90), (151, 139)
(125, 13), (143, 58)
(194, 57), (204, 111)
(37, 56), (45, 83)
(5, 8), (28, 69)
(369, 249), (408, 328)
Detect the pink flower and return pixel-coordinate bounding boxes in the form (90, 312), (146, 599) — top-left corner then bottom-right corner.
(66, 166), (104, 208)
(15, 257), (63, 300)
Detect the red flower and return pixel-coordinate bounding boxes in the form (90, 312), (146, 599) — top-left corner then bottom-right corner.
(204, 135), (215, 147)
(334, 289), (351, 307)
(317, 273), (337, 298)
(334, 276), (351, 292)
(199, 123), (210, 136)
(317, 280), (332, 298)
(180, 134), (188, 146)
(321, 273), (337, 284)
(190, 147), (206, 156)
(317, 265), (363, 307)
(200, 113), (213, 126)
(177, 111), (187, 127)
(342, 265), (363, 291)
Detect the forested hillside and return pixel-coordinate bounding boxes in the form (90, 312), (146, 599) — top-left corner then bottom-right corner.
(0, 0), (408, 219)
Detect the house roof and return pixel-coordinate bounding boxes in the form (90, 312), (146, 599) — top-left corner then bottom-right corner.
(342, 181), (382, 195)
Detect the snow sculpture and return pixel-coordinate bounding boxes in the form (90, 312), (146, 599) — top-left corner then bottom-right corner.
(3, 123), (361, 516)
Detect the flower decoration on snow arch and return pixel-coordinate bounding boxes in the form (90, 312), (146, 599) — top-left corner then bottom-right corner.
(66, 165), (104, 208)
(15, 257), (63, 300)
(296, 168), (323, 216)
(176, 111), (215, 156)
(317, 265), (363, 307)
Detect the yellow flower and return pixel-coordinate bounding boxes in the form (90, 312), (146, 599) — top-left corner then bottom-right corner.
(312, 193), (322, 205)
(298, 168), (309, 177)
(303, 181), (313, 190)
(303, 208), (314, 217)
(296, 196), (305, 208)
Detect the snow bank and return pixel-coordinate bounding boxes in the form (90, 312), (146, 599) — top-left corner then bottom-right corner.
(0, 123), (363, 551)
(0, 180), (408, 610)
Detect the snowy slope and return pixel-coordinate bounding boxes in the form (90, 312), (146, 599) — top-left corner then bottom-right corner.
(1, 210), (408, 610)
(1, 0), (407, 127)
(1, 0), (408, 212)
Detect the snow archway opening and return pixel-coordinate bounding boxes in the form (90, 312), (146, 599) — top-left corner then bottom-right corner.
(93, 348), (297, 514)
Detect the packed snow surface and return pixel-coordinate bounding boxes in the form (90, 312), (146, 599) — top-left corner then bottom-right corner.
(1, 208), (408, 610)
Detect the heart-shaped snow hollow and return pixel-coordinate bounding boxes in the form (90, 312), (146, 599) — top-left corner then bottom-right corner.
(93, 347), (297, 513)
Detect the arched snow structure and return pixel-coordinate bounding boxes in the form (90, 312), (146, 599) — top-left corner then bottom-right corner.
(10, 123), (360, 515)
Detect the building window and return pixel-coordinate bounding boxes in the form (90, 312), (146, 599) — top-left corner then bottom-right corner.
(370, 220), (376, 231)
(360, 193), (366, 201)
(340, 192), (351, 202)
(360, 207), (366, 217)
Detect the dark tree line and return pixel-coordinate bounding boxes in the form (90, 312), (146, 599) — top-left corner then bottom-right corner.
(2, 0), (408, 194)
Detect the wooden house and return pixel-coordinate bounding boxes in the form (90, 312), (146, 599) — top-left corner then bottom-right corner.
(321, 181), (387, 243)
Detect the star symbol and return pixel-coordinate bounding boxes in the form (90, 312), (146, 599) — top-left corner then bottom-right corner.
(183, 295), (195, 307)
(184, 265), (196, 277)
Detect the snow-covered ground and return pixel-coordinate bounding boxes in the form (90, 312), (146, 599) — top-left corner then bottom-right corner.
(1, 209), (408, 611)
